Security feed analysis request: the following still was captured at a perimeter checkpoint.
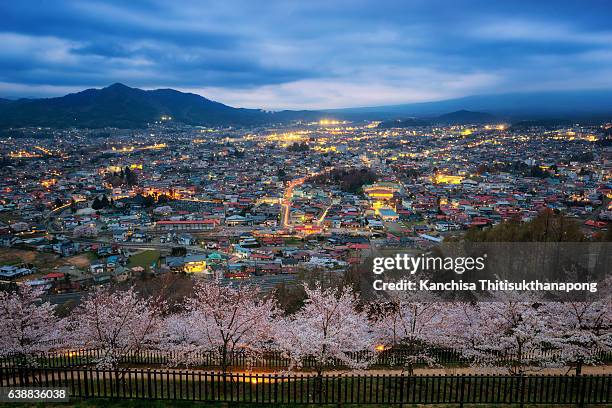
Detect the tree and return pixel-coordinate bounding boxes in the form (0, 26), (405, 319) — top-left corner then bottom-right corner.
(67, 287), (165, 369)
(374, 293), (444, 374)
(0, 286), (62, 366)
(311, 167), (378, 193)
(275, 284), (375, 378)
(124, 166), (138, 186)
(288, 142), (309, 152)
(570, 152), (594, 163)
(438, 302), (486, 363)
(171, 247), (187, 257)
(91, 196), (103, 210)
(73, 224), (98, 238)
(464, 209), (584, 242)
(273, 282), (307, 315)
(156, 194), (170, 204)
(161, 282), (277, 373)
(544, 301), (612, 375)
(443, 295), (556, 375)
(133, 193), (155, 208)
(530, 165), (548, 178)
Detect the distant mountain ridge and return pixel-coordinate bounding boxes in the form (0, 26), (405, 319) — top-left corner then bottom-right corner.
(0, 83), (319, 128)
(327, 90), (612, 120)
(377, 118), (431, 128)
(377, 110), (497, 128)
(434, 110), (496, 124)
(1, 85), (611, 128)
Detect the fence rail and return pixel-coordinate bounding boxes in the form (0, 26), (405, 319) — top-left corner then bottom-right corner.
(2, 347), (610, 370)
(0, 367), (609, 405)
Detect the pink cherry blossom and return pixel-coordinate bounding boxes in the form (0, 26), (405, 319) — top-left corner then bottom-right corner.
(67, 286), (165, 369)
(275, 284), (375, 376)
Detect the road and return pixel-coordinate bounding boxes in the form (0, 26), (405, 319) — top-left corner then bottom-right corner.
(46, 291), (86, 305)
(316, 203), (332, 226)
(44, 199), (86, 234)
(281, 176), (307, 228)
(70, 237), (211, 254)
(280, 169), (332, 229)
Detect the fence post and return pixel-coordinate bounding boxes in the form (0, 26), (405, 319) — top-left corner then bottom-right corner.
(274, 374), (278, 403)
(519, 374), (526, 408)
(578, 375), (586, 408)
(17, 366), (26, 387)
(147, 369), (152, 399)
(399, 374), (404, 408)
(83, 368), (89, 398)
(459, 374), (466, 408)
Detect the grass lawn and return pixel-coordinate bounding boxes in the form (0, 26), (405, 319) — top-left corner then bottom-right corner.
(383, 221), (409, 235)
(283, 238), (303, 245)
(127, 250), (160, 270)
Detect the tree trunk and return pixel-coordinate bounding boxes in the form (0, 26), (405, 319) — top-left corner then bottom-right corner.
(314, 369), (325, 402)
(114, 370), (126, 397)
(221, 345), (229, 374)
(575, 360), (583, 376)
(17, 354), (30, 387)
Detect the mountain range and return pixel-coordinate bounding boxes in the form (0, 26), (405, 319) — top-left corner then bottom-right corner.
(376, 110), (497, 128)
(328, 90), (612, 120)
(0, 84), (611, 128)
(0, 83), (318, 128)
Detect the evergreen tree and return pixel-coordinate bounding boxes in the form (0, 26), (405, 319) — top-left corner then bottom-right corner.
(91, 197), (103, 210)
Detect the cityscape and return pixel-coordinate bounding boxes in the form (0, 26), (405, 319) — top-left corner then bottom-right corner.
(1, 112), (610, 294)
(0, 0), (610, 406)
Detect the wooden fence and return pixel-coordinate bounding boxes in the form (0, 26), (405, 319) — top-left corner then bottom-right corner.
(0, 367), (609, 405)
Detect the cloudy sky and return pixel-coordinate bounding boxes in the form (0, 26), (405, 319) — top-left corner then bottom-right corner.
(1, 0), (612, 109)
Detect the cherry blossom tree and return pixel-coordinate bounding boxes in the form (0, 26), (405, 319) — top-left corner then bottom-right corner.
(544, 301), (612, 375)
(161, 281), (277, 373)
(67, 287), (165, 369)
(437, 302), (486, 363)
(72, 224), (98, 238)
(0, 285), (62, 365)
(374, 292), (444, 374)
(441, 295), (557, 375)
(275, 283), (375, 377)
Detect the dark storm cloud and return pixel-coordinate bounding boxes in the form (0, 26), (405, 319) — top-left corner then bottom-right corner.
(1, 0), (611, 108)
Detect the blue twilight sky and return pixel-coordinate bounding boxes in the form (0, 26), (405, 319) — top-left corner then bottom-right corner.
(1, 0), (612, 109)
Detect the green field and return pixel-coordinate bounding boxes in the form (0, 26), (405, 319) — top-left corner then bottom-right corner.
(127, 250), (160, 271)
